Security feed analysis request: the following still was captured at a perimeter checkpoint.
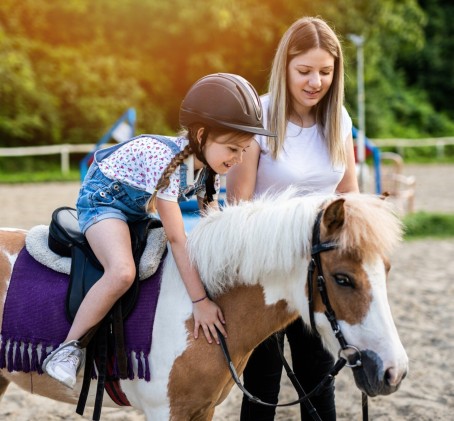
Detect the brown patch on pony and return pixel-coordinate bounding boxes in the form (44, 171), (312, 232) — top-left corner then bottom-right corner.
(310, 250), (372, 325)
(168, 284), (299, 420)
(0, 230), (26, 327)
(0, 371), (79, 404)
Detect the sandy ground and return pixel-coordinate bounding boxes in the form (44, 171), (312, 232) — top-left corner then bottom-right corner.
(0, 163), (453, 420)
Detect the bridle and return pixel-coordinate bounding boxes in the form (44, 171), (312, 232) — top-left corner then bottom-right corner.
(217, 209), (369, 421)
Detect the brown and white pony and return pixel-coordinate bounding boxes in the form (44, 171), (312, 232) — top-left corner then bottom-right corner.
(0, 191), (408, 420)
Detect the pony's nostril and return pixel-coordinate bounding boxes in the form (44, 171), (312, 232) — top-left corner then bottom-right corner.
(385, 367), (406, 386)
(385, 368), (393, 386)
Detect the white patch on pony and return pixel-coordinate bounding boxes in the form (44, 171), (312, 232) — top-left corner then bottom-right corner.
(260, 265), (309, 316)
(3, 249), (19, 269)
(120, 247), (193, 418)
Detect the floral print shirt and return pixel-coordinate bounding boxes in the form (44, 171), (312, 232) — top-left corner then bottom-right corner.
(97, 135), (219, 202)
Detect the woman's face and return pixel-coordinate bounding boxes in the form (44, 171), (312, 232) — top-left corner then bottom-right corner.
(287, 47), (335, 116)
(202, 132), (253, 175)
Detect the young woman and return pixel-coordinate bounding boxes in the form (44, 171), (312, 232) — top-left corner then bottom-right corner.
(227, 18), (359, 420)
(43, 73), (275, 389)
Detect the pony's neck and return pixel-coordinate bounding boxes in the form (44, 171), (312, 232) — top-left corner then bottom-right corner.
(216, 284), (299, 354)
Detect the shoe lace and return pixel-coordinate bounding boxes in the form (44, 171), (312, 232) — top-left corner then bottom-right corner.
(66, 354), (80, 368)
(55, 348), (80, 368)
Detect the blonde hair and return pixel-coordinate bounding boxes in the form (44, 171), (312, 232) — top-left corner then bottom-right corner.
(146, 126), (252, 213)
(267, 16), (346, 165)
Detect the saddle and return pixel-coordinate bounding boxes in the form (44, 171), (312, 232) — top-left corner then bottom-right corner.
(48, 207), (162, 321)
(48, 206), (162, 420)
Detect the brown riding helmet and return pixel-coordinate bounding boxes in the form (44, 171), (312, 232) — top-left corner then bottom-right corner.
(179, 73), (275, 137)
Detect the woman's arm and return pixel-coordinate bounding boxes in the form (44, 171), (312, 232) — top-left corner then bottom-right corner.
(226, 140), (261, 203)
(156, 198), (226, 343)
(336, 132), (360, 194)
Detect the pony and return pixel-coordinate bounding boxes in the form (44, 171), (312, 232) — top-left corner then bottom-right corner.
(0, 191), (408, 420)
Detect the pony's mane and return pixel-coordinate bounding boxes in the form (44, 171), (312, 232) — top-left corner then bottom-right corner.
(187, 189), (402, 296)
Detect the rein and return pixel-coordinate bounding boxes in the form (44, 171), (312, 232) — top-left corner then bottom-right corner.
(217, 209), (369, 421)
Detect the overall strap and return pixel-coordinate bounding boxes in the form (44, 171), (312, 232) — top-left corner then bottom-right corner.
(94, 134), (183, 162)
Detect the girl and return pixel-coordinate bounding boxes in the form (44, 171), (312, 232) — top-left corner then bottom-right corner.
(43, 73), (275, 389)
(227, 18), (359, 420)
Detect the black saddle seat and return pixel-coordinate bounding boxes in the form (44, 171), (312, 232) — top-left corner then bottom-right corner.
(48, 207), (100, 269)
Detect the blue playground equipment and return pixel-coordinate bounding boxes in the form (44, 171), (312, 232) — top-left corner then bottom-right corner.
(79, 108), (136, 181)
(352, 126), (382, 194)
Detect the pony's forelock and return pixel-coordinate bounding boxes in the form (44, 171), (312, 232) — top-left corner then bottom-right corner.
(332, 194), (403, 260)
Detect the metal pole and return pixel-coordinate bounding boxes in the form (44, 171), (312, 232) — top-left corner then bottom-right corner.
(348, 34), (366, 192)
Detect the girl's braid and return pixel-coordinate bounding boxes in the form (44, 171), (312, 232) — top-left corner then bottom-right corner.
(146, 144), (193, 213)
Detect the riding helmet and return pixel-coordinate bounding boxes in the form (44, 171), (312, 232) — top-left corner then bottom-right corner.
(179, 73), (275, 137)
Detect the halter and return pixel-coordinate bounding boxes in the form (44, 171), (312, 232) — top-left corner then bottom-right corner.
(217, 208), (369, 421)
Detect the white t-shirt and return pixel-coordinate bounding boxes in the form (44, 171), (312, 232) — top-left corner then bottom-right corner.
(254, 95), (352, 196)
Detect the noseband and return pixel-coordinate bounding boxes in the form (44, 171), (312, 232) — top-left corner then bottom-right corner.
(217, 208), (368, 420)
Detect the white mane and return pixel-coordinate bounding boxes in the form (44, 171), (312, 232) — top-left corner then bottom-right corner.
(187, 189), (331, 296)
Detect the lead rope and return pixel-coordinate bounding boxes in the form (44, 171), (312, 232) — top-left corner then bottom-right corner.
(273, 333), (323, 421)
(216, 326), (347, 414)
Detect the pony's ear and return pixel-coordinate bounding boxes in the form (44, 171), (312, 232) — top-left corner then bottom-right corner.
(322, 198), (346, 236)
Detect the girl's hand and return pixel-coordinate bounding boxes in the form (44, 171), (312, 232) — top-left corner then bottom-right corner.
(192, 298), (227, 344)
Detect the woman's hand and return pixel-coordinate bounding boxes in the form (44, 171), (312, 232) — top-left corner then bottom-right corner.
(192, 298), (227, 344)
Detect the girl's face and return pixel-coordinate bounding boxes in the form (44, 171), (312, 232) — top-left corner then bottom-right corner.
(201, 132), (253, 175)
(287, 47), (335, 117)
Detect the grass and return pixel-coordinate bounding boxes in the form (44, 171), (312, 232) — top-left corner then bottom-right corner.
(402, 212), (454, 239)
(0, 157), (81, 183)
(0, 169), (80, 183)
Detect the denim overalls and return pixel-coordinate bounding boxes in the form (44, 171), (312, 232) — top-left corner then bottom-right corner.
(76, 135), (205, 234)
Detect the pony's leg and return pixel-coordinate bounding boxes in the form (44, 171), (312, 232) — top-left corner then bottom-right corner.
(0, 374), (10, 403)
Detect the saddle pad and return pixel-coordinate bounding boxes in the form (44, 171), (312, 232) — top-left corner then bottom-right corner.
(25, 225), (168, 280)
(0, 247), (165, 381)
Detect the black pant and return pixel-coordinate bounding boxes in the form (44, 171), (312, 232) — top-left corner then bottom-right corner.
(240, 318), (336, 421)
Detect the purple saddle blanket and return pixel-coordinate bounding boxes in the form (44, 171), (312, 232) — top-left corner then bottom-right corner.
(0, 247), (164, 381)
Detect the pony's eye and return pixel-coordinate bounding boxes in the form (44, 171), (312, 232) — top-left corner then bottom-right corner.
(334, 274), (354, 288)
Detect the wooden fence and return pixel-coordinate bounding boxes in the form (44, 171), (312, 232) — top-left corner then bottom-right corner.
(371, 136), (454, 158)
(0, 136), (453, 174)
(0, 143), (109, 174)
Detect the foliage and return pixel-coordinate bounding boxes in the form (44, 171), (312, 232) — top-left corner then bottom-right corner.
(403, 211), (454, 239)
(398, 0), (454, 120)
(0, 0), (453, 148)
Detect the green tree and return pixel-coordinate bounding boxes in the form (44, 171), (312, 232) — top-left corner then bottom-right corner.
(0, 0), (452, 147)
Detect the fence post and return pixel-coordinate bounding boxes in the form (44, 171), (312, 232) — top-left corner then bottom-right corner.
(61, 144), (70, 174)
(436, 141), (445, 159)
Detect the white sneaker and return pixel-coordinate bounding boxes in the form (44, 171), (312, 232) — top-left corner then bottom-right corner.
(42, 340), (85, 389)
